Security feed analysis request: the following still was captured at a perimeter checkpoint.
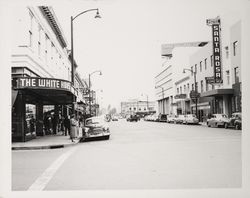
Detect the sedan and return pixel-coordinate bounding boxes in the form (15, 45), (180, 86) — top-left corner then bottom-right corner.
(224, 112), (242, 130)
(183, 114), (199, 125)
(207, 114), (229, 128)
(83, 117), (110, 140)
(174, 115), (185, 124)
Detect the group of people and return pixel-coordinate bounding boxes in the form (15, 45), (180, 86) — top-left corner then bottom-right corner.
(43, 113), (85, 142)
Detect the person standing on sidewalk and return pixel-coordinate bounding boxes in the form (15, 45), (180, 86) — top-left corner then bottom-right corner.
(70, 114), (77, 142)
(63, 115), (70, 136)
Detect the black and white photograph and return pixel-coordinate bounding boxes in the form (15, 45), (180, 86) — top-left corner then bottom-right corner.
(0, 0), (250, 197)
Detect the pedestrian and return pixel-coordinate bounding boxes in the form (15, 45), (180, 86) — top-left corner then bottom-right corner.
(70, 114), (77, 142)
(63, 115), (70, 136)
(52, 114), (58, 135)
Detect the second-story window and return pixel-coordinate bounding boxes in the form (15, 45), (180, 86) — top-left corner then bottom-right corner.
(233, 41), (238, 56)
(177, 88), (179, 94)
(211, 55), (214, 67)
(38, 25), (42, 56)
(234, 67), (239, 83)
(225, 46), (229, 58)
(206, 81), (209, 91)
(192, 84), (194, 91)
(29, 12), (33, 48)
(45, 34), (49, 64)
(195, 64), (197, 73)
(201, 80), (204, 93)
(204, 58), (207, 70)
(226, 70), (230, 85)
(187, 83), (189, 91)
(191, 66), (193, 76)
(184, 85), (186, 93)
(180, 86), (182, 94)
(200, 61), (202, 72)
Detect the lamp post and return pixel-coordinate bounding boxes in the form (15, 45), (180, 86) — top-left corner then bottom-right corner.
(70, 8), (101, 115)
(183, 68), (198, 118)
(88, 70), (102, 117)
(155, 86), (165, 114)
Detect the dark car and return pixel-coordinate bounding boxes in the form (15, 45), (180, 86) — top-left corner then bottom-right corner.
(224, 112), (242, 130)
(127, 115), (139, 122)
(156, 114), (168, 122)
(83, 117), (110, 140)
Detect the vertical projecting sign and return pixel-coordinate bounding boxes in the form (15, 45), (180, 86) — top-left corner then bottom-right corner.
(206, 16), (222, 83)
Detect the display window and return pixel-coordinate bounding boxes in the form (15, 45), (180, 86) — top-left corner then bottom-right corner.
(25, 104), (36, 136)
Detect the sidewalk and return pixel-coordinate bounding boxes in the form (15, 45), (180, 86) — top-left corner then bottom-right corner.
(12, 132), (81, 150)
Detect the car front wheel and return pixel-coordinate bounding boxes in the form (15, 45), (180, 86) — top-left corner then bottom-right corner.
(235, 124), (240, 130)
(225, 123), (228, 129)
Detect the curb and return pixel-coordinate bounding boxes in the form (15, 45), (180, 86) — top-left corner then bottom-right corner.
(12, 138), (81, 150)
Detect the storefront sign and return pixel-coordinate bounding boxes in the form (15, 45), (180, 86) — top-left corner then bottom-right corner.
(206, 16), (222, 84)
(174, 94), (187, 99)
(189, 90), (200, 99)
(205, 76), (223, 84)
(15, 77), (73, 92)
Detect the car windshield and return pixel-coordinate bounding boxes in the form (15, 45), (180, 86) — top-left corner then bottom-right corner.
(85, 118), (104, 125)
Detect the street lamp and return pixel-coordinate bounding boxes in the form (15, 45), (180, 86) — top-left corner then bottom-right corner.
(89, 70), (102, 117)
(155, 86), (165, 114)
(70, 8), (101, 115)
(183, 68), (198, 118)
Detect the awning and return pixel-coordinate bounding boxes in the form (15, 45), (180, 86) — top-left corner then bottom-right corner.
(12, 77), (77, 105)
(200, 89), (234, 97)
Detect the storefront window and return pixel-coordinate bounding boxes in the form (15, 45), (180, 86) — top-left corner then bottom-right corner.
(25, 104), (36, 135)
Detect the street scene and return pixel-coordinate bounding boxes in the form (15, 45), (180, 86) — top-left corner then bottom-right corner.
(12, 120), (241, 190)
(3, 0), (248, 196)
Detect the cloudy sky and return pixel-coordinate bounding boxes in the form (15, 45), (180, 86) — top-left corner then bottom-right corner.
(31, 0), (245, 110)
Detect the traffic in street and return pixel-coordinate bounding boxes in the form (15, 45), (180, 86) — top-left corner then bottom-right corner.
(12, 119), (241, 190)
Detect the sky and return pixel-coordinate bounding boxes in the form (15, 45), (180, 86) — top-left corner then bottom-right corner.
(13, 0), (246, 111)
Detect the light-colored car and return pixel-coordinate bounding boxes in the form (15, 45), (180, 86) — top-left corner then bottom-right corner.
(183, 114), (199, 125)
(174, 115), (185, 124)
(207, 114), (229, 128)
(167, 115), (176, 123)
(83, 117), (110, 140)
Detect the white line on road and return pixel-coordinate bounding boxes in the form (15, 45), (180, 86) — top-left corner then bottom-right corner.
(28, 147), (77, 191)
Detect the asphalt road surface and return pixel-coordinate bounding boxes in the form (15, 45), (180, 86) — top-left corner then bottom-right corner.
(12, 119), (241, 190)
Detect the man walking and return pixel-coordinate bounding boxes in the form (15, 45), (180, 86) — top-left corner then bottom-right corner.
(63, 115), (70, 136)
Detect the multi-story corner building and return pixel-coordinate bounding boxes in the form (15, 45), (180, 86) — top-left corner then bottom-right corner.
(121, 99), (156, 117)
(11, 6), (87, 142)
(155, 64), (174, 115)
(189, 15), (242, 121)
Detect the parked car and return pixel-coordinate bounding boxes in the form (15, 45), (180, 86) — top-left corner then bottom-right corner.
(174, 115), (185, 124)
(167, 115), (176, 123)
(127, 115), (139, 122)
(156, 114), (168, 122)
(112, 116), (118, 121)
(224, 112), (242, 130)
(183, 114), (199, 125)
(207, 114), (229, 128)
(83, 117), (110, 140)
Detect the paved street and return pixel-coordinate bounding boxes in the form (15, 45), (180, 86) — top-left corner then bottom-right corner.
(12, 119), (241, 190)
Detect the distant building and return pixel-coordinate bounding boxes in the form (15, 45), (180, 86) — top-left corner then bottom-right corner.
(121, 99), (156, 117)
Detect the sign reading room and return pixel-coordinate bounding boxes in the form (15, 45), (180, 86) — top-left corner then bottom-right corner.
(15, 77), (72, 92)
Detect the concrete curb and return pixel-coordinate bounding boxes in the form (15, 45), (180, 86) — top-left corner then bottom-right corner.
(12, 138), (81, 150)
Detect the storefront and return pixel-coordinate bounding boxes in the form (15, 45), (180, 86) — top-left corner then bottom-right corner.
(12, 77), (77, 142)
(199, 88), (234, 120)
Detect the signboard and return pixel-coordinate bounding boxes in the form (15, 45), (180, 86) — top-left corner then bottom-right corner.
(205, 76), (223, 84)
(189, 90), (200, 99)
(14, 77), (74, 93)
(206, 16), (222, 84)
(174, 94), (187, 99)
